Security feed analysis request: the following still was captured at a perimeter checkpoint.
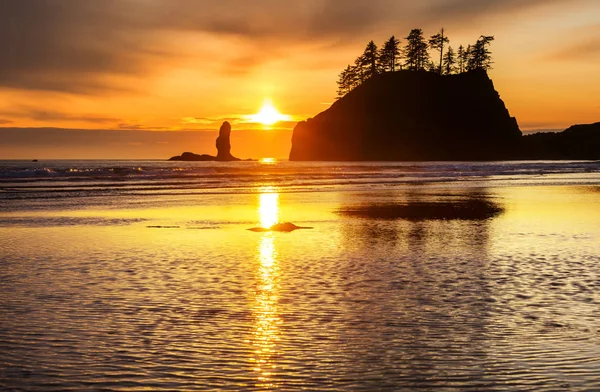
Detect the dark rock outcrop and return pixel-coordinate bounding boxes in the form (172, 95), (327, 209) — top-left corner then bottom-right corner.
(169, 152), (216, 161)
(169, 121), (241, 161)
(248, 222), (313, 232)
(521, 122), (600, 160)
(215, 121), (239, 161)
(290, 69), (522, 161)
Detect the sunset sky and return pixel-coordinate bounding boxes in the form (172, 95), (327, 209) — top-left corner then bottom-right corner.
(1, 0), (599, 159)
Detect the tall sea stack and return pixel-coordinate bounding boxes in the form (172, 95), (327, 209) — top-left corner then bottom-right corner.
(289, 69), (522, 161)
(216, 121), (239, 161)
(169, 121), (241, 161)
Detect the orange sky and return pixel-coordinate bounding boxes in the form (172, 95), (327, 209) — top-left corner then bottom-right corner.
(0, 0), (599, 159)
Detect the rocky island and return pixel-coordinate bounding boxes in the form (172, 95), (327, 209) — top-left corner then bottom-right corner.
(289, 70), (599, 161)
(290, 69), (522, 161)
(169, 121), (241, 161)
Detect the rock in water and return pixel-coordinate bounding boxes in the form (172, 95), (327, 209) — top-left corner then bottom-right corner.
(289, 69), (522, 161)
(169, 152), (216, 161)
(169, 121), (241, 161)
(216, 121), (240, 161)
(248, 222), (313, 232)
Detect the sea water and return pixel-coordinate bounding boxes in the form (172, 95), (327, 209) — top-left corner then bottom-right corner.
(1, 160), (600, 391)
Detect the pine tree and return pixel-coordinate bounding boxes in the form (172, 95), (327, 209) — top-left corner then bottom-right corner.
(429, 28), (450, 75)
(353, 55), (366, 84)
(442, 46), (456, 75)
(336, 65), (354, 98)
(362, 41), (380, 79)
(404, 29), (429, 71)
(467, 36), (495, 71)
(426, 60), (438, 73)
(379, 36), (401, 72)
(457, 45), (467, 73)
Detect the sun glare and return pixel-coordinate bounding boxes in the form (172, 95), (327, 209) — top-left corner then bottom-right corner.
(248, 99), (291, 126)
(259, 187), (279, 228)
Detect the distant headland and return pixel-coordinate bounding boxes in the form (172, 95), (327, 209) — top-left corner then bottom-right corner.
(169, 121), (242, 162)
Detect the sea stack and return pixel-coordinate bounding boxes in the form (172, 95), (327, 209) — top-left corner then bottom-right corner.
(289, 69), (522, 161)
(216, 121), (240, 161)
(169, 121), (241, 161)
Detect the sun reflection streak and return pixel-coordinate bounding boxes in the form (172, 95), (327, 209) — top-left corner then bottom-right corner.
(259, 188), (279, 228)
(252, 188), (282, 388)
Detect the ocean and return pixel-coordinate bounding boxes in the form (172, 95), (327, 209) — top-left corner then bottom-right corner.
(1, 160), (600, 391)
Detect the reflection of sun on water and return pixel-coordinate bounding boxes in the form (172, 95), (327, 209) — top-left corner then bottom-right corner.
(260, 158), (276, 164)
(259, 188), (279, 228)
(252, 188), (282, 388)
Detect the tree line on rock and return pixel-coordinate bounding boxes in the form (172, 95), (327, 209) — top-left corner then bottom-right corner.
(337, 28), (495, 98)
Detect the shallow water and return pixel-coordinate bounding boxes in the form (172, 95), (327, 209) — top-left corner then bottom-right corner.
(1, 161), (600, 391)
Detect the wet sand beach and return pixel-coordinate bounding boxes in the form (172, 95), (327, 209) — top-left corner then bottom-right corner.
(1, 161), (600, 390)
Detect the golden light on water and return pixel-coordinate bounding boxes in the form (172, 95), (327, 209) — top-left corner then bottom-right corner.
(259, 188), (279, 228)
(260, 158), (276, 164)
(247, 98), (291, 126)
(252, 188), (282, 388)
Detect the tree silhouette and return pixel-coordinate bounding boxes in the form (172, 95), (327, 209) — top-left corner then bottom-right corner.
(443, 46), (457, 75)
(426, 60), (438, 73)
(361, 40), (380, 79)
(404, 29), (429, 71)
(429, 28), (450, 75)
(379, 36), (401, 72)
(353, 55), (367, 84)
(467, 35), (495, 71)
(336, 65), (356, 98)
(457, 45), (467, 73)
(334, 29), (496, 99)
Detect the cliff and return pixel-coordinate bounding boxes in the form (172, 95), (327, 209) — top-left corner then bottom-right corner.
(521, 122), (600, 160)
(289, 69), (522, 161)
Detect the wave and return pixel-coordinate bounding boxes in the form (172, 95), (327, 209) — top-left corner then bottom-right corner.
(1, 161), (599, 200)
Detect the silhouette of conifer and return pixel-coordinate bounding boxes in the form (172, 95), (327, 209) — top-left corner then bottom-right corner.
(467, 36), (495, 71)
(443, 46), (457, 75)
(361, 41), (380, 79)
(404, 29), (429, 71)
(379, 36), (401, 72)
(457, 45), (467, 73)
(429, 28), (450, 75)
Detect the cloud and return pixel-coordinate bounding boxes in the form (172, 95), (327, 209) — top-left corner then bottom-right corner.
(546, 38), (600, 62)
(0, 1), (156, 94)
(0, 119), (12, 125)
(181, 116), (242, 125)
(116, 123), (171, 131)
(0, 106), (121, 124)
(421, 0), (569, 23)
(0, 0), (586, 94)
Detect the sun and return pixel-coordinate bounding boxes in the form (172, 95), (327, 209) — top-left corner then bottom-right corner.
(248, 99), (291, 126)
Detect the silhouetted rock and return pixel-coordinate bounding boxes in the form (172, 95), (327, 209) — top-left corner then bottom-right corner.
(290, 69), (522, 161)
(169, 121), (241, 161)
(169, 152), (216, 161)
(521, 122), (600, 160)
(215, 121), (240, 161)
(248, 222), (313, 232)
